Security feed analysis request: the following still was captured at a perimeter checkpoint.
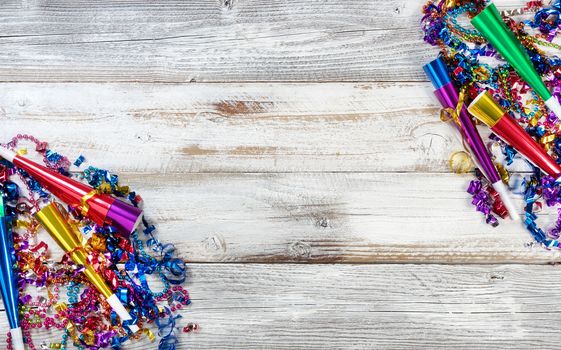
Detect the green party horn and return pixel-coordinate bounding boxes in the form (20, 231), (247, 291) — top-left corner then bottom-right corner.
(471, 3), (561, 117)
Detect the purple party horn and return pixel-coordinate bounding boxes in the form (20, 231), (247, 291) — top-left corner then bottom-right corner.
(424, 57), (519, 221)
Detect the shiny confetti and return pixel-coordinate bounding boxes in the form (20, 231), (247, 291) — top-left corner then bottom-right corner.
(0, 135), (197, 350)
(421, 0), (561, 248)
(73, 155), (85, 168)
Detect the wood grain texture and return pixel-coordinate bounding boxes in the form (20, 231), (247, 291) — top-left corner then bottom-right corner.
(0, 0), (527, 82)
(0, 80), (551, 263)
(0, 82), (502, 173)
(0, 1), (555, 348)
(81, 171), (556, 264)
(2, 264), (561, 349)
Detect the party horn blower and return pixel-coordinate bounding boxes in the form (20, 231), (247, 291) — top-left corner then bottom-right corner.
(36, 203), (140, 333)
(424, 57), (519, 220)
(471, 3), (561, 117)
(0, 147), (142, 236)
(0, 194), (24, 350)
(468, 91), (561, 180)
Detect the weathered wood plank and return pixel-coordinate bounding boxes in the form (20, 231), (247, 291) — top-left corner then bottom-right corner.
(0, 86), (550, 264)
(1, 264), (561, 349)
(0, 82), (494, 173)
(0, 0), (527, 82)
(58, 171), (556, 264)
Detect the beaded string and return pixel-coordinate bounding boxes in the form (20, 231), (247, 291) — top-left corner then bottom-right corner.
(0, 135), (197, 349)
(422, 0), (561, 248)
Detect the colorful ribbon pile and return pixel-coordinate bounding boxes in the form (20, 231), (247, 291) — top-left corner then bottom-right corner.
(422, 0), (561, 248)
(0, 134), (196, 349)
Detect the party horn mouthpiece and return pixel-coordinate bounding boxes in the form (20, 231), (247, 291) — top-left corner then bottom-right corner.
(471, 3), (561, 118)
(0, 147), (142, 237)
(36, 203), (139, 332)
(0, 193), (24, 349)
(10, 327), (24, 350)
(468, 91), (561, 179)
(491, 181), (519, 222)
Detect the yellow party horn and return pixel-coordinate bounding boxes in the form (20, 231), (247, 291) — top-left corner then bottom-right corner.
(36, 203), (139, 333)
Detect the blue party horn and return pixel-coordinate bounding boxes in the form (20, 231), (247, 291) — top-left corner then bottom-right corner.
(0, 193), (24, 350)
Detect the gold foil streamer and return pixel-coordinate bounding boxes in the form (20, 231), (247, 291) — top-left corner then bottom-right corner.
(15, 220), (31, 229)
(444, 0), (456, 10)
(529, 115), (539, 127)
(54, 302), (67, 313)
(87, 233), (107, 252)
(65, 321), (80, 344)
(540, 134), (556, 151)
(439, 87), (466, 128)
(495, 163), (510, 184)
(473, 66), (490, 81)
(457, 88), (466, 118)
(80, 190), (99, 216)
(117, 185), (130, 195)
(98, 182), (112, 194)
(440, 107), (458, 124)
(83, 330), (95, 346)
(143, 328), (155, 341)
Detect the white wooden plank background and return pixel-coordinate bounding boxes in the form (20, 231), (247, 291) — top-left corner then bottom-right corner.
(0, 0), (526, 83)
(0, 0), (437, 82)
(1, 0), (559, 349)
(3, 264), (561, 349)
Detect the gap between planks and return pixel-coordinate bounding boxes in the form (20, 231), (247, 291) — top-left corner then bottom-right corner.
(0, 81), (536, 173)
(16, 171), (560, 265)
(0, 0), (533, 82)
(1, 264), (561, 349)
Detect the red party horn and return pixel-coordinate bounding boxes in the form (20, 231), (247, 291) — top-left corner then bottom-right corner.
(0, 147), (143, 236)
(468, 91), (561, 180)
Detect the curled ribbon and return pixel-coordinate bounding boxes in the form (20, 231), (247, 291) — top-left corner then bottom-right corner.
(495, 163), (510, 185)
(439, 87), (466, 128)
(80, 189), (99, 216)
(439, 87), (475, 173)
(144, 328), (156, 341)
(540, 133), (556, 151)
